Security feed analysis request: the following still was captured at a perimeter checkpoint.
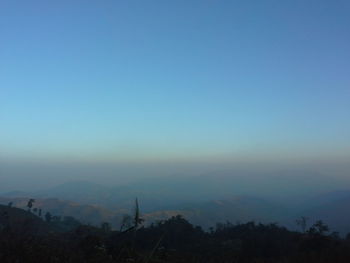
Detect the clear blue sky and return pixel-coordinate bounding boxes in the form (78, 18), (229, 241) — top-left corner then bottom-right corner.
(1, 0), (349, 162)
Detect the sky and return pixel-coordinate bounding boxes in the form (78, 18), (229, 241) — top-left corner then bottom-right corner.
(1, 0), (350, 164)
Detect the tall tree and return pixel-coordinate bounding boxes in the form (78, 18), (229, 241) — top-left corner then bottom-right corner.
(27, 199), (35, 212)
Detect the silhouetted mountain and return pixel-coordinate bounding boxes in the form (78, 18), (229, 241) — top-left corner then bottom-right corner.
(0, 195), (288, 231)
(2, 206), (350, 263)
(145, 196), (288, 229)
(0, 197), (124, 227)
(0, 204), (51, 235)
(3, 178), (350, 234)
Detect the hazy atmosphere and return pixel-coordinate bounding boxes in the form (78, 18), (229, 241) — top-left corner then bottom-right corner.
(1, 1), (350, 262)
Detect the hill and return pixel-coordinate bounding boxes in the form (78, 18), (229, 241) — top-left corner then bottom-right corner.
(0, 195), (289, 230)
(3, 180), (350, 234)
(0, 204), (51, 235)
(145, 196), (288, 229)
(8, 171), (345, 212)
(0, 197), (124, 228)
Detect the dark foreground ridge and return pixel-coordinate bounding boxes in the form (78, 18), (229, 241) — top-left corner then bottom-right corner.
(1, 203), (350, 263)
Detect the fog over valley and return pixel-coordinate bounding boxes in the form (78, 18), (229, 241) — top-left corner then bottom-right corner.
(1, 158), (350, 234)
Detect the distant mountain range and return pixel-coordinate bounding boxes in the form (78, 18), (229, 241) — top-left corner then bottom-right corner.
(0, 195), (283, 229)
(3, 171), (346, 209)
(2, 179), (350, 234)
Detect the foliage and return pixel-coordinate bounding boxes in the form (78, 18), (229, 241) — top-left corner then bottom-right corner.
(1, 203), (350, 262)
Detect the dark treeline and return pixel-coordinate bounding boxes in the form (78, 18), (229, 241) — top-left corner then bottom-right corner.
(1, 201), (350, 263)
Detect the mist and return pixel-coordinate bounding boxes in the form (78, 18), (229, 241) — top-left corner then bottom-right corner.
(1, 157), (349, 196)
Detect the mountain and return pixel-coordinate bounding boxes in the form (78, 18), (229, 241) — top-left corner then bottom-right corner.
(22, 171), (348, 212)
(3, 177), (350, 234)
(0, 195), (288, 231)
(2, 203), (349, 263)
(3, 190), (350, 234)
(37, 181), (114, 206)
(0, 204), (51, 235)
(0, 196), (126, 228)
(144, 196), (289, 229)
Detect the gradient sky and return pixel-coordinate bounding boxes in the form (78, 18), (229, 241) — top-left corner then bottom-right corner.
(1, 0), (349, 162)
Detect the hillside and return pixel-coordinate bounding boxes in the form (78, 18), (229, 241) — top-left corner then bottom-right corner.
(0, 204), (51, 235)
(5, 172), (346, 212)
(0, 197), (124, 227)
(3, 181), (350, 234)
(0, 195), (289, 230)
(145, 196), (288, 229)
(1, 208), (350, 263)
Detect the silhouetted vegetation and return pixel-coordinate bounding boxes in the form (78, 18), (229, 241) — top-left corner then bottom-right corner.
(1, 201), (350, 262)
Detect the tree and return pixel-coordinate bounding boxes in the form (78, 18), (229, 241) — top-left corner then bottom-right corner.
(45, 212), (52, 223)
(27, 199), (35, 212)
(296, 216), (308, 233)
(133, 198), (144, 229)
(62, 216), (81, 231)
(120, 214), (132, 232)
(307, 220), (329, 236)
(119, 198), (145, 233)
(101, 222), (111, 232)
